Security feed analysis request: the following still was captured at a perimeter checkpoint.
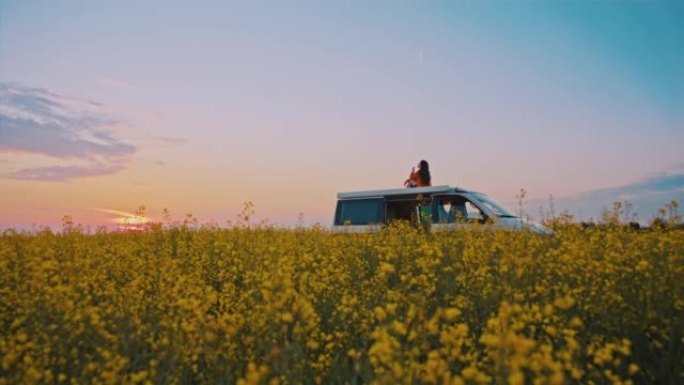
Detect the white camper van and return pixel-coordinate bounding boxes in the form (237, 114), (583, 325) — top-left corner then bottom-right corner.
(333, 185), (547, 233)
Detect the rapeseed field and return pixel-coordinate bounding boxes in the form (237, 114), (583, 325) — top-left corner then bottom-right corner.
(1, 219), (682, 384)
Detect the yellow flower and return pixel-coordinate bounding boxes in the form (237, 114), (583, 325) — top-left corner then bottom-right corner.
(281, 312), (294, 323)
(374, 307), (387, 322)
(629, 363), (639, 375)
(443, 308), (461, 321)
(307, 340), (320, 350)
(553, 296), (576, 310)
(509, 371), (524, 385)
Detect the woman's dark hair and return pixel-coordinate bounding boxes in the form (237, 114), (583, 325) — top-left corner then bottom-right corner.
(418, 160), (431, 184)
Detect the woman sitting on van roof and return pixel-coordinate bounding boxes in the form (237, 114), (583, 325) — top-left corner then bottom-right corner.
(404, 160), (431, 188)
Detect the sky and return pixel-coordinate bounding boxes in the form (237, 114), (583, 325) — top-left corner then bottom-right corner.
(1, 0), (683, 229)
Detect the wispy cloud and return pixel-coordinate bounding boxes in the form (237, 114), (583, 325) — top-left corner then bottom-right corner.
(9, 163), (126, 182)
(573, 170), (684, 203)
(149, 136), (188, 147)
(0, 82), (136, 181)
(100, 77), (136, 92)
(127, 136), (187, 148)
(528, 169), (684, 223)
(90, 208), (140, 217)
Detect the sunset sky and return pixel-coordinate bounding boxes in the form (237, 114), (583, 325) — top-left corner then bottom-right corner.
(1, 1), (683, 229)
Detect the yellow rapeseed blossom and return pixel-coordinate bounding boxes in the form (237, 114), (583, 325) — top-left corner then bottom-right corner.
(443, 308), (461, 321)
(0, 219), (681, 384)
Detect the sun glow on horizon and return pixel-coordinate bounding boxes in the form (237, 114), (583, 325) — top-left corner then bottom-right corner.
(91, 208), (150, 228)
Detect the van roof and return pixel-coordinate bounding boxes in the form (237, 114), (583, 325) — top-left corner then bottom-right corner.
(337, 185), (473, 199)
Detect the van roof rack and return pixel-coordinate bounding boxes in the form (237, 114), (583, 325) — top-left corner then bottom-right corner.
(337, 185), (469, 199)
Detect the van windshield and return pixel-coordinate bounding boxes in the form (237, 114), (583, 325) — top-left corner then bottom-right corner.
(472, 193), (516, 217)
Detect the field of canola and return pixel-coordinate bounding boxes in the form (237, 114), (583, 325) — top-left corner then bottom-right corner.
(1, 220), (682, 385)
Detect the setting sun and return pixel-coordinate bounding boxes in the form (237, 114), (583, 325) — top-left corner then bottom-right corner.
(92, 208), (150, 228)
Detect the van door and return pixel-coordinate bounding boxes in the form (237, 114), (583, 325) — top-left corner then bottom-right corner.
(386, 195), (432, 225)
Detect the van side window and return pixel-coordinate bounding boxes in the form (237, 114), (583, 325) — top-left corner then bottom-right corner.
(436, 196), (485, 223)
(335, 198), (385, 225)
(465, 201), (484, 220)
